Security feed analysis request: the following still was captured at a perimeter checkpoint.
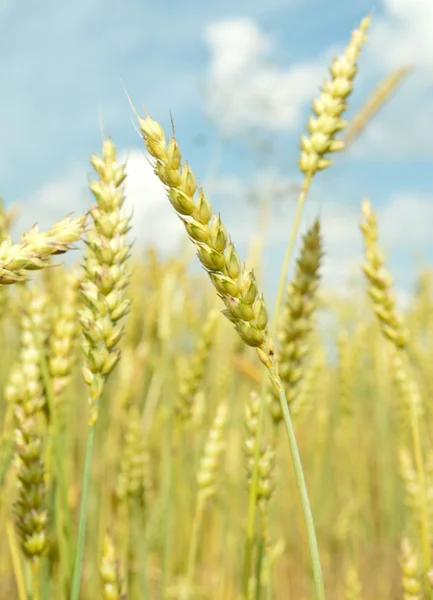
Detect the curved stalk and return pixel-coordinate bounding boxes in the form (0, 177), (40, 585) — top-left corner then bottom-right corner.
(243, 174), (320, 598)
(271, 373), (325, 600)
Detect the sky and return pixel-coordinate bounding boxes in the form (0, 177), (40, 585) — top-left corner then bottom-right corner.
(1, 0), (432, 304)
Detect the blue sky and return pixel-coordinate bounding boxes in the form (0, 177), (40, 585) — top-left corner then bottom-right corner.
(2, 0), (432, 303)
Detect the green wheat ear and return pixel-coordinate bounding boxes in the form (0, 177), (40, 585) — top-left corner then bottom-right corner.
(269, 219), (323, 425)
(80, 138), (132, 424)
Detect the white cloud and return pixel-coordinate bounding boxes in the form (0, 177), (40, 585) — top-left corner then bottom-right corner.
(121, 150), (184, 253)
(349, 0), (433, 158)
(11, 166), (89, 237)
(378, 191), (433, 246)
(369, 0), (433, 70)
(204, 18), (325, 135)
(309, 190), (433, 294)
(206, 19), (270, 80)
(12, 148), (184, 256)
(348, 72), (433, 158)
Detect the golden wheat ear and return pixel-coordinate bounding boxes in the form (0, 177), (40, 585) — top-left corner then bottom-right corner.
(0, 214), (86, 285)
(138, 114), (276, 371)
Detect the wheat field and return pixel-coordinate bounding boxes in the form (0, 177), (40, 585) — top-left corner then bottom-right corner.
(0, 14), (431, 600)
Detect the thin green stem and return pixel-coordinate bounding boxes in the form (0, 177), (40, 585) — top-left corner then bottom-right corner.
(242, 375), (267, 598)
(70, 420), (97, 600)
(160, 414), (175, 600)
(128, 497), (149, 600)
(242, 174), (313, 598)
(186, 498), (205, 590)
(272, 375), (325, 600)
(271, 175), (325, 597)
(254, 536), (265, 600)
(271, 175), (312, 338)
(39, 553), (50, 600)
(0, 433), (13, 488)
(157, 339), (175, 600)
(139, 528), (151, 600)
(31, 559), (40, 600)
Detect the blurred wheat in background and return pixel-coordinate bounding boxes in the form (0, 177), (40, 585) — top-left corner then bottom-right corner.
(1, 6), (433, 600)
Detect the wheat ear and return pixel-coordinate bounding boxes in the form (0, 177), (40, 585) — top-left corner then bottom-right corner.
(360, 198), (432, 595)
(71, 138), (132, 600)
(138, 115), (276, 370)
(401, 537), (422, 600)
(269, 219), (322, 425)
(0, 214), (85, 285)
(100, 532), (122, 600)
(137, 110), (324, 600)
